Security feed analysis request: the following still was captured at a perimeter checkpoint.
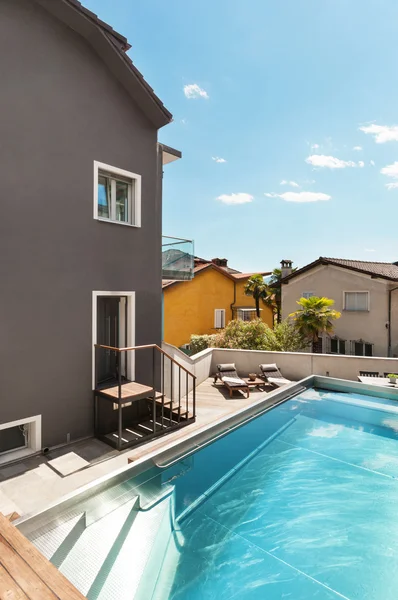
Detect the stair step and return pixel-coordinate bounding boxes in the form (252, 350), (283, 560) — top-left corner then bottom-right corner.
(135, 419), (176, 434)
(150, 397), (193, 420)
(59, 497), (139, 596)
(29, 513), (85, 562)
(95, 494), (175, 600)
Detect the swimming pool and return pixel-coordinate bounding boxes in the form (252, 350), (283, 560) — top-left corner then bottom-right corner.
(20, 381), (398, 599)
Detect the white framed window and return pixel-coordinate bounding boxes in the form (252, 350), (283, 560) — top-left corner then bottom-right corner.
(214, 309), (226, 329)
(302, 292), (315, 299)
(236, 308), (257, 322)
(344, 291), (369, 311)
(94, 161), (141, 227)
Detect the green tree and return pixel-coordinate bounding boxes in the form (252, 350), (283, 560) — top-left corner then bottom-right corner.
(244, 274), (273, 318)
(268, 267), (296, 324)
(289, 296), (341, 351)
(262, 319), (307, 352)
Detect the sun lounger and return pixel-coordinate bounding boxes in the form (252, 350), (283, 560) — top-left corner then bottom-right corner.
(214, 363), (250, 398)
(259, 363), (291, 387)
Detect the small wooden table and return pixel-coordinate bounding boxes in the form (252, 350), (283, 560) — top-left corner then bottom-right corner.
(358, 376), (398, 388)
(243, 377), (265, 390)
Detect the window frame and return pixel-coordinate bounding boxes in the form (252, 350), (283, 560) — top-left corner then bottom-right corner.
(343, 290), (370, 312)
(236, 308), (258, 322)
(94, 161), (141, 227)
(214, 309), (226, 329)
(350, 339), (373, 357)
(330, 337), (346, 355)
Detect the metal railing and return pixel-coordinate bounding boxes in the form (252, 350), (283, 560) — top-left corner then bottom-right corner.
(162, 235), (194, 281)
(94, 343), (196, 450)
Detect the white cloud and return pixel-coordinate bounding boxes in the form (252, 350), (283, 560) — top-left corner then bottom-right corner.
(380, 161), (398, 189)
(217, 193), (253, 205)
(180, 118), (187, 125)
(365, 248), (375, 252)
(305, 154), (361, 169)
(183, 84), (209, 100)
(381, 162), (398, 178)
(370, 160), (376, 166)
(212, 156), (227, 163)
(280, 180), (300, 188)
(358, 161), (365, 168)
(311, 143), (320, 150)
(360, 124), (398, 143)
(264, 191), (331, 203)
(353, 146), (363, 151)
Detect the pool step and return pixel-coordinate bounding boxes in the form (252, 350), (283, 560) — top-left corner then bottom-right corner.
(58, 496), (140, 596)
(95, 492), (176, 600)
(29, 512), (86, 563)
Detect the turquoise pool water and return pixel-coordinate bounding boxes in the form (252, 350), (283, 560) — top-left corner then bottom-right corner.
(26, 385), (398, 600)
(157, 387), (398, 600)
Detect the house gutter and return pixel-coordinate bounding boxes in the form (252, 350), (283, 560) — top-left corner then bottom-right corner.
(388, 285), (398, 356)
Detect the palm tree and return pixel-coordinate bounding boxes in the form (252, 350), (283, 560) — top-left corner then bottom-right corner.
(244, 274), (273, 318)
(268, 267), (296, 324)
(289, 296), (341, 352)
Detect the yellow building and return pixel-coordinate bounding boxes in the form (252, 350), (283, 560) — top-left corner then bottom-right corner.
(162, 258), (273, 348)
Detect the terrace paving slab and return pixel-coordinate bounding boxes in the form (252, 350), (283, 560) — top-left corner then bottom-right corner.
(0, 378), (274, 518)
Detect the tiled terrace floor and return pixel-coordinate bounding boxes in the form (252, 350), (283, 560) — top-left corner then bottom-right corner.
(0, 378), (274, 518)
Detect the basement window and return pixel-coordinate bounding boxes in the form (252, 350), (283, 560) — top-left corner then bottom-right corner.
(94, 161), (141, 227)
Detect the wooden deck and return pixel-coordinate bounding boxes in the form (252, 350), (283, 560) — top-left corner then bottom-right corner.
(128, 376), (274, 463)
(95, 381), (154, 401)
(0, 513), (86, 600)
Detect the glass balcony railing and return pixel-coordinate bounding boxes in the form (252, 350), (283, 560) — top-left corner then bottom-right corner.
(162, 235), (194, 281)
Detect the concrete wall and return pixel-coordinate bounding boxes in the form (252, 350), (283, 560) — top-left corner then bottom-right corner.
(282, 263), (393, 357)
(162, 342), (213, 398)
(210, 349), (398, 382)
(0, 1), (163, 447)
(162, 343), (398, 388)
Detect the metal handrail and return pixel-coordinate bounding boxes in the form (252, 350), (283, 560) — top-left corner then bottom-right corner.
(162, 235), (193, 243)
(94, 342), (197, 450)
(94, 343), (196, 379)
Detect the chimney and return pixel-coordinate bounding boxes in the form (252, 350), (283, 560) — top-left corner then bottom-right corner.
(281, 259), (293, 279)
(212, 258), (228, 268)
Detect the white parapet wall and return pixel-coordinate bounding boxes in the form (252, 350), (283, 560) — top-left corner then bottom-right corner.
(162, 342), (398, 387)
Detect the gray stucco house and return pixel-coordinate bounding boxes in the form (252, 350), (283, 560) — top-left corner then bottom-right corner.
(0, 0), (194, 461)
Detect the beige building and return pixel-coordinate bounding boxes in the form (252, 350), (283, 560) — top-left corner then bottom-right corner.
(281, 258), (398, 357)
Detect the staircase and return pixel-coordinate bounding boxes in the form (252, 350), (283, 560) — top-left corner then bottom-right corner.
(27, 473), (182, 600)
(94, 344), (196, 451)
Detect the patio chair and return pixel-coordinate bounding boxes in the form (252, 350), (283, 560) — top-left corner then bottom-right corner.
(259, 363), (291, 387)
(213, 363), (250, 398)
(359, 371), (379, 377)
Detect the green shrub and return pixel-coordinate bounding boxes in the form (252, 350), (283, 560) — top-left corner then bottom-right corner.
(190, 319), (306, 354)
(217, 319), (269, 350)
(190, 334), (219, 354)
(262, 319), (307, 352)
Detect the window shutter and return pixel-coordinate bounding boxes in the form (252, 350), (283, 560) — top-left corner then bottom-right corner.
(214, 309), (225, 329)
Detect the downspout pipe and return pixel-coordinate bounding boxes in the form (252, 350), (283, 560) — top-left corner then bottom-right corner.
(388, 285), (398, 356)
(230, 281), (237, 321)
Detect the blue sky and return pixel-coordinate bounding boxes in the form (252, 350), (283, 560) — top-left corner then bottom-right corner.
(85, 0), (398, 272)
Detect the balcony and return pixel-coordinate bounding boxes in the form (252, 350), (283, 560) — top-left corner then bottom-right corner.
(162, 235), (194, 281)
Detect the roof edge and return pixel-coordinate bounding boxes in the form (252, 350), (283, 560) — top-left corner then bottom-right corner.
(35, 0), (172, 128)
(282, 257), (398, 283)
